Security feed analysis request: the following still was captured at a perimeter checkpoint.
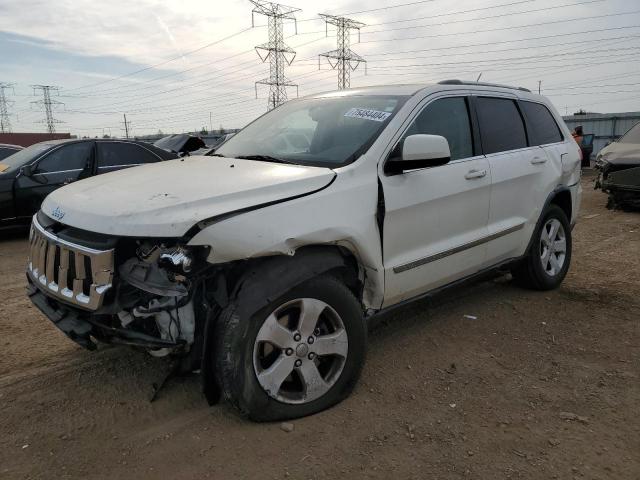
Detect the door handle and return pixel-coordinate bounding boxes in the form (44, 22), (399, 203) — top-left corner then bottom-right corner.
(531, 156), (547, 165)
(465, 169), (487, 180)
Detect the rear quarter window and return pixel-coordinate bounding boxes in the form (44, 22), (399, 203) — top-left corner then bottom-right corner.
(476, 97), (528, 154)
(521, 101), (563, 145)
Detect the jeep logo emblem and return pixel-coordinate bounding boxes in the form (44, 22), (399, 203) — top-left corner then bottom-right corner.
(51, 207), (65, 221)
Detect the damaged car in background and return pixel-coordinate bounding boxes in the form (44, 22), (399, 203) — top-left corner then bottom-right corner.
(26, 81), (581, 421)
(595, 121), (640, 209)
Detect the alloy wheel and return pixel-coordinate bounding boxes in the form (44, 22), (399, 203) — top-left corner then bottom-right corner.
(539, 218), (567, 276)
(253, 298), (348, 404)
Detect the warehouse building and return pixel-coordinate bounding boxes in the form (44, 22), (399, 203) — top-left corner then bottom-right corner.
(563, 111), (640, 157)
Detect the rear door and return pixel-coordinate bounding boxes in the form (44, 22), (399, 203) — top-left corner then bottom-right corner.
(14, 142), (94, 218)
(474, 95), (557, 264)
(96, 141), (162, 174)
(380, 94), (492, 306)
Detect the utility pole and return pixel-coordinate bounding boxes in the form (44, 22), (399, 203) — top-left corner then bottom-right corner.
(31, 85), (64, 134)
(209, 112), (213, 133)
(319, 14), (366, 90)
(0, 82), (14, 133)
(250, 0), (300, 110)
(122, 114), (131, 139)
(538, 80), (542, 94)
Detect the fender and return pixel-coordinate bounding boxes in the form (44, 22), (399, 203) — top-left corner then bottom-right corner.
(524, 185), (572, 255)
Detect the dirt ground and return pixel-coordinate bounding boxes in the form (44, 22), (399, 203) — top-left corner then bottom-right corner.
(0, 173), (638, 480)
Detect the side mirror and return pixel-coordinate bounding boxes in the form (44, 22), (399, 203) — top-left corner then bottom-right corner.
(21, 164), (33, 177)
(20, 164), (48, 184)
(385, 134), (451, 175)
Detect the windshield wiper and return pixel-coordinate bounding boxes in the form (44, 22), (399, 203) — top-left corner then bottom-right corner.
(207, 152), (226, 157)
(235, 154), (295, 165)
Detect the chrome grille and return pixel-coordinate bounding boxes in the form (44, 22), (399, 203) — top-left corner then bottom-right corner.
(27, 216), (114, 310)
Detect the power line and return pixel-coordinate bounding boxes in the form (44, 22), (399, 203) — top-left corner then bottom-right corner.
(319, 14), (366, 90)
(360, 0), (605, 35)
(0, 82), (15, 133)
(66, 27), (255, 92)
(358, 10), (640, 44)
(31, 85), (64, 134)
(251, 0), (300, 110)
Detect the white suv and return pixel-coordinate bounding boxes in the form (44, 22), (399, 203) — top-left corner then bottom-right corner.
(26, 80), (581, 421)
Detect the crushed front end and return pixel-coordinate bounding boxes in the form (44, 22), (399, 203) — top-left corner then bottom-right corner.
(595, 155), (640, 209)
(26, 211), (212, 360)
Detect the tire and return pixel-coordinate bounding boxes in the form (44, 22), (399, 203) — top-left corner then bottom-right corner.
(512, 204), (572, 291)
(213, 275), (367, 422)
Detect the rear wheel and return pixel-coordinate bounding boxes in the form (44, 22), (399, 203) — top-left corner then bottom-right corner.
(512, 204), (572, 290)
(214, 275), (366, 421)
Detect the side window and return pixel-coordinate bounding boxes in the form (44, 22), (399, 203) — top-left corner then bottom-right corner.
(403, 97), (473, 161)
(37, 142), (93, 173)
(0, 147), (19, 160)
(476, 97), (528, 154)
(521, 101), (563, 145)
(98, 142), (159, 168)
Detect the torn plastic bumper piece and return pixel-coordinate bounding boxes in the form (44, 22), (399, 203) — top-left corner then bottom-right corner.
(27, 277), (183, 351)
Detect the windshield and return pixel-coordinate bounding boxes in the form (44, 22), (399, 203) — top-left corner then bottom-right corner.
(0, 143), (53, 174)
(619, 123), (640, 144)
(215, 95), (407, 168)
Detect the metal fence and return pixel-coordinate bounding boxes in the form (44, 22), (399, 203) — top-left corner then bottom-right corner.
(563, 112), (640, 156)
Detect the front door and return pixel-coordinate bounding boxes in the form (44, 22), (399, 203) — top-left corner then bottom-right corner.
(380, 96), (491, 307)
(14, 142), (94, 219)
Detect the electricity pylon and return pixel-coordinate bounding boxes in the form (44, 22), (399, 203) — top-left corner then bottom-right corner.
(0, 82), (14, 133)
(250, 0), (300, 110)
(31, 85), (64, 134)
(319, 14), (366, 90)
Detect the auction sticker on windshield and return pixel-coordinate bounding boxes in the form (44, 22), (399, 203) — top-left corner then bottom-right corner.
(344, 108), (392, 122)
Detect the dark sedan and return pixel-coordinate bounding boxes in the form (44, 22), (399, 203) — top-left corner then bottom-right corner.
(0, 138), (177, 227)
(0, 143), (23, 160)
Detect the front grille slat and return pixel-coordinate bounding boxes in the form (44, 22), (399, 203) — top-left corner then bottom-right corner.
(27, 216), (114, 311)
(45, 244), (56, 286)
(58, 247), (69, 291)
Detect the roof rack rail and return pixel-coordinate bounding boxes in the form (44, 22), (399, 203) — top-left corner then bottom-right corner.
(438, 79), (532, 93)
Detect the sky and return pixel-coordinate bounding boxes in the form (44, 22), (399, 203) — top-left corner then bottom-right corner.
(1, 0), (639, 137)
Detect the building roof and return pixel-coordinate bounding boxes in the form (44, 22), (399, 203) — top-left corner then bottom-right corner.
(0, 132), (72, 147)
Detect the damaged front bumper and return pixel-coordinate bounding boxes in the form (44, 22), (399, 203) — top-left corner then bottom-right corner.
(27, 277), (184, 351)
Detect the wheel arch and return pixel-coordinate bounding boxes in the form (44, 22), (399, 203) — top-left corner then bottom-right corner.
(229, 245), (365, 318)
(200, 244), (365, 406)
(524, 186), (572, 255)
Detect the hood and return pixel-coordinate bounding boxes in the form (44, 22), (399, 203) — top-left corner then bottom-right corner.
(42, 156), (335, 237)
(598, 142), (640, 167)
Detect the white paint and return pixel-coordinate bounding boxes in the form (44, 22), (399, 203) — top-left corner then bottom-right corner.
(402, 134), (451, 161)
(41, 156), (335, 237)
(43, 83), (581, 312)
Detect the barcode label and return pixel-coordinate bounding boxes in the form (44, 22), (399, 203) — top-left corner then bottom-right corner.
(344, 108), (392, 122)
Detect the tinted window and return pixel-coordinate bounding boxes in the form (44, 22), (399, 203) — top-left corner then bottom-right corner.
(476, 97), (528, 154)
(619, 123), (640, 144)
(521, 101), (562, 145)
(37, 142), (93, 173)
(98, 142), (159, 167)
(0, 143), (51, 173)
(0, 147), (20, 160)
(404, 97), (473, 160)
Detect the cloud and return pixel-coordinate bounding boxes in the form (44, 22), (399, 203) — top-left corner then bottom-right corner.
(2, 0), (639, 135)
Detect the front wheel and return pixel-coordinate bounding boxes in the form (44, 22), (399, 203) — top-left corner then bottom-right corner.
(213, 275), (367, 421)
(512, 204), (572, 290)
